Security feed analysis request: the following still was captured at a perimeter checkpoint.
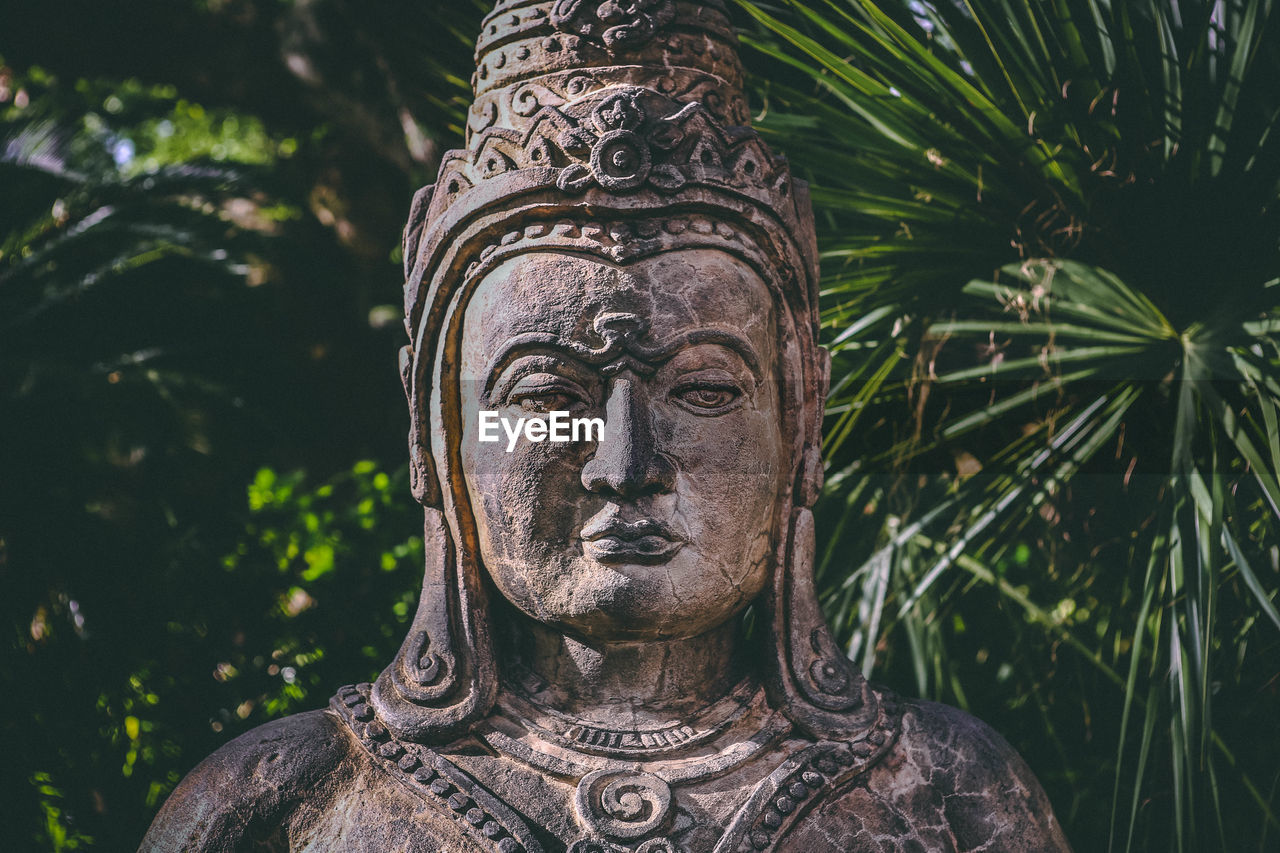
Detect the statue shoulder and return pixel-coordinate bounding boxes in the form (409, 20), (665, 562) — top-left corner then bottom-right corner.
(138, 708), (352, 852)
(717, 689), (1071, 852)
(898, 699), (1050, 791)
(881, 697), (1073, 851)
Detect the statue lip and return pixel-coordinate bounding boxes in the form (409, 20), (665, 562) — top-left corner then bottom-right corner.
(579, 515), (685, 565)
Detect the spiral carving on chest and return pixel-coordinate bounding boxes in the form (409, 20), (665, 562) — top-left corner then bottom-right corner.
(574, 769), (674, 840)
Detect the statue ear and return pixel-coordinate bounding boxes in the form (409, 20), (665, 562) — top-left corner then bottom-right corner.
(403, 184), (434, 281)
(401, 345), (439, 506)
(797, 346), (830, 508)
(371, 508), (497, 742)
(401, 184), (442, 507)
(765, 507), (878, 740)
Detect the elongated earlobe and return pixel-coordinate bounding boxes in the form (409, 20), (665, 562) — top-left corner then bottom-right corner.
(765, 508), (879, 740)
(796, 348), (829, 508)
(372, 508), (496, 742)
(401, 345), (437, 506)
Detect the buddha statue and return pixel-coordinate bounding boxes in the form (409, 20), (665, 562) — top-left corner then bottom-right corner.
(141, 2), (1072, 850)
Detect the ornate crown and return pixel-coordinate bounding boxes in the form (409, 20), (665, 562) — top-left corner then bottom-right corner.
(404, 0), (818, 339)
(445, 0), (774, 202)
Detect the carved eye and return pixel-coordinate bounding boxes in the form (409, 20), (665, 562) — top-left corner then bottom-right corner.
(672, 383), (741, 413)
(507, 373), (588, 414)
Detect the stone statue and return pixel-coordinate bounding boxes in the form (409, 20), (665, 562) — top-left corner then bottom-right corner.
(142, 2), (1072, 850)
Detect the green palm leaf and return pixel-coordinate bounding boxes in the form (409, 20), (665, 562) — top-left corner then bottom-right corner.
(736, 0), (1280, 848)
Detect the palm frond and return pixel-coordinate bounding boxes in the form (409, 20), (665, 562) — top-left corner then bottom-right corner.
(735, 0), (1280, 847)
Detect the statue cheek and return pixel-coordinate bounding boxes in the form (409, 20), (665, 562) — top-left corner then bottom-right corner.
(468, 449), (588, 615)
(664, 411), (783, 494)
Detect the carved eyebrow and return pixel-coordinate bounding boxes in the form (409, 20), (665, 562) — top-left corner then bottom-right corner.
(630, 329), (762, 382)
(481, 337), (590, 397)
(482, 327), (761, 394)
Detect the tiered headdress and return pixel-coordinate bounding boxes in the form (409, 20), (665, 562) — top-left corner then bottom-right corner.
(375, 0), (882, 743)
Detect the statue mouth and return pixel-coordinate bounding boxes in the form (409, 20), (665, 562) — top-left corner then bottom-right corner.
(579, 514), (685, 565)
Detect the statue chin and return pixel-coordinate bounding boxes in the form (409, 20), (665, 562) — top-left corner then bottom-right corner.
(139, 1), (1074, 851)
(490, 563), (747, 643)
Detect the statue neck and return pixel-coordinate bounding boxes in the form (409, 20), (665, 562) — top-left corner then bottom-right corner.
(503, 615), (749, 725)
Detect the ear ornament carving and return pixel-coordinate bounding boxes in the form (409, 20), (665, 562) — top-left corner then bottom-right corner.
(784, 509), (865, 715)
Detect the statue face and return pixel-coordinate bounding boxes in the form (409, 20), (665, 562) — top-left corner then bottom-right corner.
(455, 248), (786, 641)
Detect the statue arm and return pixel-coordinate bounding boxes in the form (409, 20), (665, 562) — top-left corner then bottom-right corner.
(138, 709), (350, 853)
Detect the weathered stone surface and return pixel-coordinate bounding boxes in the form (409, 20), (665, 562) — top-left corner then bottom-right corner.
(142, 2), (1072, 851)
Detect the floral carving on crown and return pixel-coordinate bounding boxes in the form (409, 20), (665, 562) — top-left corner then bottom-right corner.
(550, 0), (677, 49)
(557, 90), (690, 192)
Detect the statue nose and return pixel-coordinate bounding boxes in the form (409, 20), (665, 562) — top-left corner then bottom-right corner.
(580, 377), (676, 497)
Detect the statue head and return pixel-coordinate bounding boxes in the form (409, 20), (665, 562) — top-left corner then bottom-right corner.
(372, 0), (875, 743)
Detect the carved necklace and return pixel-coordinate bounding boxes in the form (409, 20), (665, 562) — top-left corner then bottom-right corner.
(330, 679), (904, 853)
(472, 676), (792, 852)
(477, 674), (789, 783)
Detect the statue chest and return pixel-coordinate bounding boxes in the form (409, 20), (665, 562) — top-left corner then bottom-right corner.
(299, 685), (952, 853)
(293, 747), (966, 853)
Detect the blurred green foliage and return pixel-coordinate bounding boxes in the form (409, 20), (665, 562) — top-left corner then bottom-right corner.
(1, 1), (486, 844)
